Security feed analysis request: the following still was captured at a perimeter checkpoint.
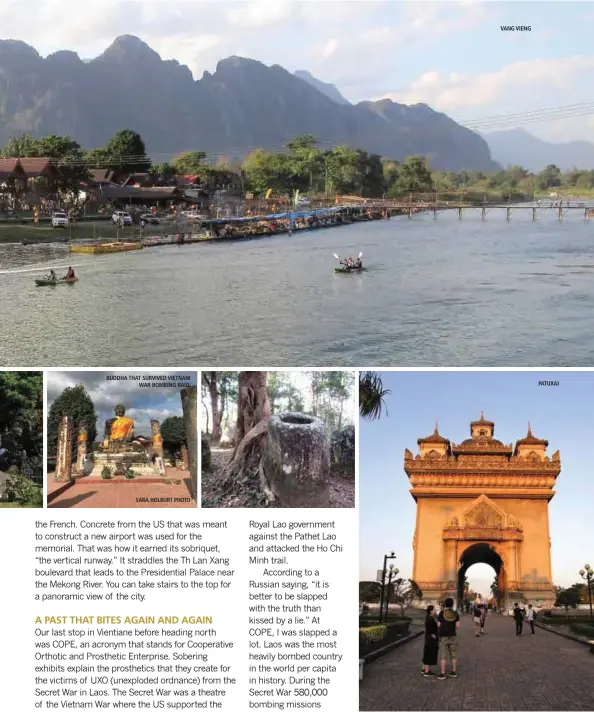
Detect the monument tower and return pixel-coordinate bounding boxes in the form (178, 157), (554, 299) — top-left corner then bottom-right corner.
(405, 414), (560, 609)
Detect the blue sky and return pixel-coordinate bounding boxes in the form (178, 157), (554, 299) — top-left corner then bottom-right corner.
(359, 371), (594, 597)
(47, 371), (197, 440)
(3, 1), (594, 141)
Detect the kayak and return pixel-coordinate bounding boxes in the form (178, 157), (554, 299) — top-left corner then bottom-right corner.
(35, 277), (79, 286)
(334, 267), (365, 273)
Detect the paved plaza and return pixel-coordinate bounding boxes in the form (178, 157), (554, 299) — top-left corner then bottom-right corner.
(48, 468), (195, 508)
(360, 613), (594, 711)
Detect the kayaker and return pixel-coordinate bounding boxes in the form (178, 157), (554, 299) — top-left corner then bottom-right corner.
(355, 257), (363, 269)
(64, 267), (75, 279)
(346, 257), (354, 268)
(46, 270), (57, 282)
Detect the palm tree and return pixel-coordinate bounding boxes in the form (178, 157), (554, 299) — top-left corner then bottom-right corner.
(359, 372), (391, 421)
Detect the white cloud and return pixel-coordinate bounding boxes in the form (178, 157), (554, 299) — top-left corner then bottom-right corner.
(226, 0), (297, 27)
(311, 38), (340, 60)
(376, 55), (594, 112)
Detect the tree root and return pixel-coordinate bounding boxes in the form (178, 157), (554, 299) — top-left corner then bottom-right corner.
(216, 418), (269, 494)
(258, 461), (276, 505)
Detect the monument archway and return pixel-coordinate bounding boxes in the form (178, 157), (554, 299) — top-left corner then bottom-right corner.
(405, 414), (560, 609)
(457, 543), (505, 610)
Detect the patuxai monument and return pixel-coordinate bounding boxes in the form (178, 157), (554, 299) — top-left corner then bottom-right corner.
(405, 413), (560, 609)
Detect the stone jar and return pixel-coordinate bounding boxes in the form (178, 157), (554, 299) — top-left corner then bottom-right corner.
(331, 425), (355, 479)
(263, 412), (330, 508)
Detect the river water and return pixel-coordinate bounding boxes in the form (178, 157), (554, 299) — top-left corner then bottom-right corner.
(2, 206), (594, 367)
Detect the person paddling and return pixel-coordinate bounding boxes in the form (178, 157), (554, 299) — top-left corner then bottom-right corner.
(64, 266), (75, 280)
(46, 269), (57, 282)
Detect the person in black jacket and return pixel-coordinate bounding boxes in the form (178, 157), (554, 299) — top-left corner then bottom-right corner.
(513, 603), (524, 636)
(422, 605), (439, 677)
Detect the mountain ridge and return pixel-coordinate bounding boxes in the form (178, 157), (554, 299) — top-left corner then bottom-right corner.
(484, 128), (594, 171)
(0, 34), (499, 171)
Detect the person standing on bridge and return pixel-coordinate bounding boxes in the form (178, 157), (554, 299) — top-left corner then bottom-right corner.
(437, 598), (460, 680)
(513, 603), (524, 636)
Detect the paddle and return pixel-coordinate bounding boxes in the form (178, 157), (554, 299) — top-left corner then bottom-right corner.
(333, 253), (341, 260)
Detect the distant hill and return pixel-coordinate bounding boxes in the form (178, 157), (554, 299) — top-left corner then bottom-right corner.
(484, 128), (594, 171)
(293, 70), (351, 105)
(0, 34), (499, 172)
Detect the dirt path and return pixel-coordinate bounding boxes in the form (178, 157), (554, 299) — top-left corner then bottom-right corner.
(201, 447), (354, 508)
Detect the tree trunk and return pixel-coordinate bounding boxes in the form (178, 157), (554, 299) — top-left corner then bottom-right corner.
(218, 372), (270, 491)
(181, 387), (198, 500)
(201, 399), (209, 434)
(206, 372), (222, 443)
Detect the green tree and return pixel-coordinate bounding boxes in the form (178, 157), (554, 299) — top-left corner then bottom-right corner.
(285, 135), (323, 194)
(161, 416), (187, 456)
(0, 372), (43, 459)
(555, 585), (582, 617)
(324, 145), (362, 195)
(536, 163), (562, 190)
(149, 162), (176, 183)
(357, 151), (384, 197)
(1, 133), (39, 157)
(359, 581), (382, 603)
(243, 148), (292, 196)
(47, 385), (97, 459)
(171, 151), (207, 175)
(4, 473), (42, 506)
(84, 147), (111, 169)
(104, 129), (150, 172)
(393, 155), (433, 194)
(359, 372), (391, 421)
(390, 578), (423, 616)
(1, 133), (89, 194)
(383, 159), (400, 194)
(36, 135), (90, 192)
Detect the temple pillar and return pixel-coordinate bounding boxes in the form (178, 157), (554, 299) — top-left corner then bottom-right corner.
(181, 387), (198, 499)
(55, 416), (73, 483)
(444, 540), (458, 581)
(151, 420), (164, 458)
(76, 426), (88, 473)
(181, 444), (189, 471)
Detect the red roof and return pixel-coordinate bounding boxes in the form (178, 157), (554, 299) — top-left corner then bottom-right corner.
(18, 157), (56, 176)
(0, 158), (26, 180)
(176, 174), (199, 186)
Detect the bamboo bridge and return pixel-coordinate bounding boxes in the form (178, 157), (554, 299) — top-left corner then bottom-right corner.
(347, 200), (594, 221)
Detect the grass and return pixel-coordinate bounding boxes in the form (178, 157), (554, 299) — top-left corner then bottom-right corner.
(0, 501), (41, 508)
(0, 220), (189, 244)
(534, 187), (594, 198)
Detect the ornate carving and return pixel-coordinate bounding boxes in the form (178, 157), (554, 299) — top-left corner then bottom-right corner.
(408, 473), (558, 488)
(443, 496), (524, 542)
(465, 499), (503, 528)
(443, 527), (523, 542)
(406, 456), (560, 472)
(426, 449), (443, 460)
(404, 448), (413, 460)
(415, 581), (451, 590)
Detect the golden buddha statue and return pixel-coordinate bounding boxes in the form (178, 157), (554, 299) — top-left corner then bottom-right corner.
(103, 404), (135, 448)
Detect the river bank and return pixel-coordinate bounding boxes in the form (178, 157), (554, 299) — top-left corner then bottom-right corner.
(0, 204), (397, 247)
